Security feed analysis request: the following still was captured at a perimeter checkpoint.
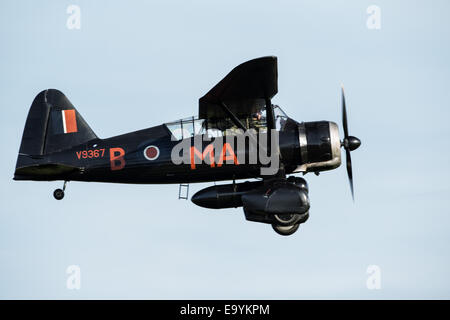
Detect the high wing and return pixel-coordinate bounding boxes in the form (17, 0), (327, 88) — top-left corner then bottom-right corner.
(199, 56), (278, 119)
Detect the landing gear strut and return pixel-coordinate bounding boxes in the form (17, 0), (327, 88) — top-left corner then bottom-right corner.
(53, 181), (67, 200)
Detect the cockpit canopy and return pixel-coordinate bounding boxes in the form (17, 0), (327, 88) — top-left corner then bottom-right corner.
(164, 105), (288, 141)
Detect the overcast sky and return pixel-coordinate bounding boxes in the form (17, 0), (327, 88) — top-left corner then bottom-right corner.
(1, 0), (450, 299)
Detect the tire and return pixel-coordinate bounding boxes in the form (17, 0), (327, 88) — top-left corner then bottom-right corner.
(273, 213), (298, 226)
(53, 189), (64, 200)
(271, 223), (300, 236)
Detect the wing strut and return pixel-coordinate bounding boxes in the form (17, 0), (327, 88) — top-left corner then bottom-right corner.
(220, 101), (270, 158)
(220, 102), (247, 131)
(265, 98), (285, 177)
(265, 98), (275, 131)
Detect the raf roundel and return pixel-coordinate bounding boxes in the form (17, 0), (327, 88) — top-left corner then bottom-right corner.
(143, 145), (160, 161)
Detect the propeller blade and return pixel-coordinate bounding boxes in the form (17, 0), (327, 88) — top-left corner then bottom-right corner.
(340, 84), (359, 201)
(346, 148), (354, 201)
(341, 85), (349, 139)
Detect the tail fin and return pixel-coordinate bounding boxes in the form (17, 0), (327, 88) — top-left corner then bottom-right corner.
(15, 89), (97, 179)
(18, 89), (97, 156)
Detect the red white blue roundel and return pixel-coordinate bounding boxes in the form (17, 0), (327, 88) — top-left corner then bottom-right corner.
(143, 145), (160, 161)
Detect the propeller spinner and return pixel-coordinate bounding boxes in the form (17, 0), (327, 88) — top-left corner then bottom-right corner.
(340, 85), (361, 200)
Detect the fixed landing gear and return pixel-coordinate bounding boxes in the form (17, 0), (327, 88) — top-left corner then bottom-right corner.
(273, 213), (298, 226)
(244, 208), (309, 236)
(53, 181), (68, 200)
(272, 212), (309, 235)
(272, 223), (300, 236)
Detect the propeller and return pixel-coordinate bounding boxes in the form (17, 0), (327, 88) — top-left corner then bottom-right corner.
(340, 85), (361, 200)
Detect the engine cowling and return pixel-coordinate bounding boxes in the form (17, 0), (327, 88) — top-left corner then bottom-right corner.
(295, 121), (342, 173)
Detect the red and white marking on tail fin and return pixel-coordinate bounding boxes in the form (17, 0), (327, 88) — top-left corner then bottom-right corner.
(62, 109), (78, 133)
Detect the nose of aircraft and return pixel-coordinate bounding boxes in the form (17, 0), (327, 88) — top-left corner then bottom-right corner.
(344, 136), (361, 151)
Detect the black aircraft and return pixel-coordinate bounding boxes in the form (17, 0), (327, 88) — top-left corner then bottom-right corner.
(14, 56), (361, 236)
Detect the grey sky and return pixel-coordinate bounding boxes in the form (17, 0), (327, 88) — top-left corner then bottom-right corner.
(1, 0), (449, 299)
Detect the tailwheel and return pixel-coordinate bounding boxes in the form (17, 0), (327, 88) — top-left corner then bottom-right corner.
(53, 189), (64, 200)
(271, 223), (300, 236)
(53, 181), (68, 200)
